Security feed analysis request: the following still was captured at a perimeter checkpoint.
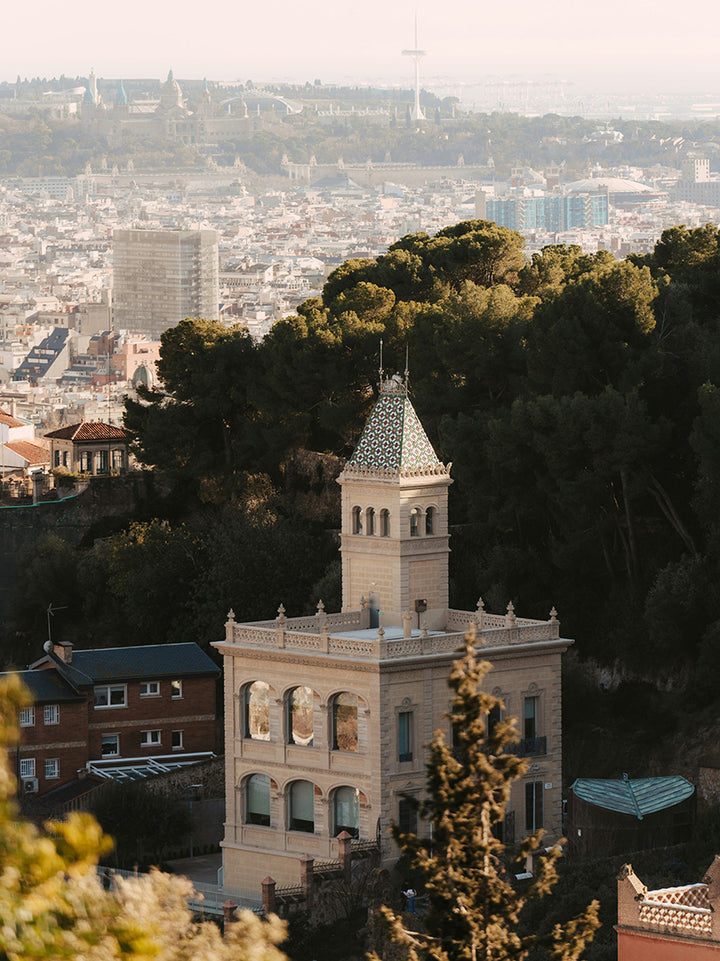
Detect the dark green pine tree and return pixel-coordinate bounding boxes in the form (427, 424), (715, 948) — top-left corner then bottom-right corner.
(371, 634), (599, 961)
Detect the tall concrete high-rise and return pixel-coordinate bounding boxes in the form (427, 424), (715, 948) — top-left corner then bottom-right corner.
(112, 228), (219, 338)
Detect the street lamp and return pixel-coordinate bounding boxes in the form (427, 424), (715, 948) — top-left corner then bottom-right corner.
(186, 783), (202, 859)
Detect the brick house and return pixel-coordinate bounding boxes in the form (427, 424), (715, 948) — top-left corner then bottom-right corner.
(8, 641), (220, 797)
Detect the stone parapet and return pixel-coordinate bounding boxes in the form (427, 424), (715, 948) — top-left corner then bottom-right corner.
(618, 861), (720, 941)
(224, 607), (560, 660)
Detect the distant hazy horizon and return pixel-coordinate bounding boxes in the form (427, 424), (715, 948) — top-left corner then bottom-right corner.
(5, 0), (719, 96)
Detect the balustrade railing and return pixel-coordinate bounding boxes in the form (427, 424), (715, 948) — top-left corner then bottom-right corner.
(229, 609), (557, 658)
(508, 736), (547, 758)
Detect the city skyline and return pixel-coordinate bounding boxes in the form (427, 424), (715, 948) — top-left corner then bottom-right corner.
(5, 0), (720, 95)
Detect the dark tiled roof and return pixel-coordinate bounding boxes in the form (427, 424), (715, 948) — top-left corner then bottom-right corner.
(571, 776), (695, 819)
(70, 642), (220, 682)
(11, 669), (85, 702)
(45, 422), (128, 442)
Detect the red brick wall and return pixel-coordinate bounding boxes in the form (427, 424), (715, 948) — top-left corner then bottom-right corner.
(10, 672), (218, 797)
(87, 676), (217, 760)
(13, 700), (89, 793)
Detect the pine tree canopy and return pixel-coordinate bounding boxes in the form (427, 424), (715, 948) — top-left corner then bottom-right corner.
(370, 633), (600, 961)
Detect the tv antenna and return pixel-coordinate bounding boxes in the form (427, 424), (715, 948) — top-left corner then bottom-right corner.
(46, 603), (68, 647)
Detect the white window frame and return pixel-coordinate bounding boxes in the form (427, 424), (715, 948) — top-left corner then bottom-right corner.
(94, 685), (127, 709)
(171, 679), (182, 699)
(140, 730), (161, 747)
(20, 758), (36, 778)
(45, 758), (59, 779)
(101, 734), (120, 757)
(44, 704), (59, 725)
(171, 730), (183, 750)
(139, 681), (160, 697)
(19, 707), (35, 727)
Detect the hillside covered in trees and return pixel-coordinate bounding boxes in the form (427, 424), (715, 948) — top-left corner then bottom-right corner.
(8, 219), (720, 785)
(4, 78), (720, 177)
(121, 221), (720, 680)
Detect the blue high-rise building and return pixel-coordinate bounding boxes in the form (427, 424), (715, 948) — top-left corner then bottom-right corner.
(487, 192), (609, 232)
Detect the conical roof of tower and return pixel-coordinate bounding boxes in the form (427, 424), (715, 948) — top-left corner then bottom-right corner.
(345, 374), (448, 477)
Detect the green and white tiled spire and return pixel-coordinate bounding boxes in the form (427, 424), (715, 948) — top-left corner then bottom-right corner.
(345, 373), (449, 477)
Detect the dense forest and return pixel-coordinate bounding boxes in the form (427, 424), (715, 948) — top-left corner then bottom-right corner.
(120, 220), (720, 684)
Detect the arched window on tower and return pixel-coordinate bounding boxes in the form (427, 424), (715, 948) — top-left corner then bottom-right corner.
(366, 507), (375, 536)
(244, 681), (270, 740)
(245, 774), (271, 826)
(380, 509), (390, 537)
(288, 780), (315, 833)
(332, 786), (360, 838)
(425, 506), (435, 535)
(332, 693), (358, 752)
(352, 506), (362, 534)
(410, 507), (421, 537)
(286, 686), (314, 746)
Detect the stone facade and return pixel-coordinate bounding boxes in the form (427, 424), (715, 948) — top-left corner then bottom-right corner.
(45, 421), (130, 475)
(216, 373), (572, 891)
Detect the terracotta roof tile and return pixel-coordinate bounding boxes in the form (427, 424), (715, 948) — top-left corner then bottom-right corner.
(45, 422), (128, 442)
(3, 440), (50, 465)
(0, 408), (25, 428)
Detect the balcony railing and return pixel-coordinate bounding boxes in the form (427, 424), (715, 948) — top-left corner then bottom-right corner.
(509, 736), (547, 758)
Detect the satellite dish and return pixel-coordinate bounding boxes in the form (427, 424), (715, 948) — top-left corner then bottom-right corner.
(43, 640), (53, 654)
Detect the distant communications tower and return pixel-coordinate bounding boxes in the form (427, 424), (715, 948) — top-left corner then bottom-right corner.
(402, 15), (427, 122)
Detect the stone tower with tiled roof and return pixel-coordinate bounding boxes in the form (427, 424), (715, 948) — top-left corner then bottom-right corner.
(338, 372), (452, 623)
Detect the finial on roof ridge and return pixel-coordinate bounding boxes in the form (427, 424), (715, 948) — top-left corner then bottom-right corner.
(379, 371), (408, 397)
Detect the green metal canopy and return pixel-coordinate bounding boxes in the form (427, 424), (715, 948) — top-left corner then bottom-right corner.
(570, 775), (695, 820)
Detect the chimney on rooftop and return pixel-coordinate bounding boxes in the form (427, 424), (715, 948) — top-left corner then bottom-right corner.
(53, 641), (73, 664)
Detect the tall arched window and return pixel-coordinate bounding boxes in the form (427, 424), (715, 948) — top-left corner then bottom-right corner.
(244, 681), (270, 740)
(425, 506), (435, 535)
(245, 774), (270, 826)
(332, 693), (358, 752)
(410, 507), (421, 537)
(366, 507), (375, 536)
(287, 686), (314, 746)
(380, 509), (390, 537)
(333, 786), (359, 838)
(288, 780), (315, 833)
(352, 506), (362, 534)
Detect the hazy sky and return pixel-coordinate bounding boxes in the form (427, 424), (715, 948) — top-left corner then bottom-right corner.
(6, 0), (720, 92)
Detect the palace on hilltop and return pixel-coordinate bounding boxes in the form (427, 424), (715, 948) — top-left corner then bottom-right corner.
(215, 372), (573, 890)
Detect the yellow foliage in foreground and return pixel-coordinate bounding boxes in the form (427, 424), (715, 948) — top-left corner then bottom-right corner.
(0, 674), (287, 961)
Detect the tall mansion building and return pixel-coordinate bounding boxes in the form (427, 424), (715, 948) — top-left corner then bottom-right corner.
(215, 373), (572, 890)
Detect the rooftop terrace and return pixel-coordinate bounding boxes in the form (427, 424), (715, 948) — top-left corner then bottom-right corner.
(221, 600), (561, 660)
